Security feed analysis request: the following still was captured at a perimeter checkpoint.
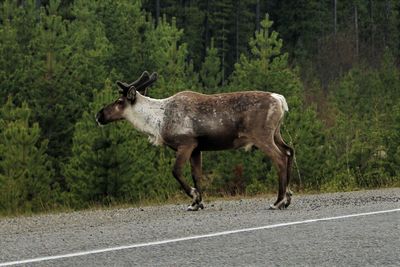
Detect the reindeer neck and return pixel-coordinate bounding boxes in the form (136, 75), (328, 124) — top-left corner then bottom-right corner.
(123, 94), (168, 145)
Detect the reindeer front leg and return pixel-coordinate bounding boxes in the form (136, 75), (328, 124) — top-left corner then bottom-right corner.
(172, 143), (203, 211)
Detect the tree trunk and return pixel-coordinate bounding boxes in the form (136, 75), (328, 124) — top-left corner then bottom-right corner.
(384, 0), (391, 47)
(333, 0), (337, 36)
(236, 0), (240, 63)
(156, 0), (160, 25)
(256, 0), (260, 32)
(222, 23), (225, 86)
(354, 4), (359, 59)
(203, 0), (210, 57)
(369, 0), (375, 61)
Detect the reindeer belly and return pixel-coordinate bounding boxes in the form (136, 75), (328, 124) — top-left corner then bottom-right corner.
(197, 133), (237, 150)
(194, 118), (251, 151)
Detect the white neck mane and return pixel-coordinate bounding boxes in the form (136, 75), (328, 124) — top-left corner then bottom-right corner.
(123, 93), (168, 146)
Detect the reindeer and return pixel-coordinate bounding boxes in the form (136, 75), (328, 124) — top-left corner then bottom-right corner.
(96, 72), (294, 210)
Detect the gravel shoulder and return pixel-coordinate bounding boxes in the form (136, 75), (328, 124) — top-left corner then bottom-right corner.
(0, 188), (399, 266)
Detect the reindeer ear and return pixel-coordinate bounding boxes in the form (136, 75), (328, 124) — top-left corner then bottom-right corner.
(127, 86), (137, 102)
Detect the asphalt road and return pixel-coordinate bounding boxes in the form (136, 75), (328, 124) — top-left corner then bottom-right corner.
(0, 188), (399, 266)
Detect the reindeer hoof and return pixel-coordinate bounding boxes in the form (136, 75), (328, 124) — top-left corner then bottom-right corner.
(269, 198), (288, 210)
(284, 190), (293, 208)
(187, 205), (198, 211)
(287, 189), (293, 197)
(187, 202), (204, 211)
(269, 204), (280, 210)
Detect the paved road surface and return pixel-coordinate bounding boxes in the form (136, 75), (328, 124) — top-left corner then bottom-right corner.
(0, 188), (399, 266)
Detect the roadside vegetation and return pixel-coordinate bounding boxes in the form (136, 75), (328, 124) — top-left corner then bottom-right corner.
(0, 0), (399, 216)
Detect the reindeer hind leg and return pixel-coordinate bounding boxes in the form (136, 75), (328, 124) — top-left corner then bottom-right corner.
(254, 136), (289, 210)
(274, 130), (294, 208)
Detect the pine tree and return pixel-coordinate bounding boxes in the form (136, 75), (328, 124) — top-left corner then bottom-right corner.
(229, 14), (327, 190)
(327, 50), (400, 189)
(228, 0), (257, 67)
(64, 80), (178, 207)
(209, 0), (233, 84)
(0, 97), (54, 214)
(93, 0), (148, 80)
(64, 81), (137, 206)
(145, 15), (189, 97)
(230, 14), (298, 96)
(200, 38), (222, 92)
(185, 59), (201, 91)
(0, 0), (38, 101)
(274, 0), (330, 60)
(0, 0), (113, 172)
(392, 104), (400, 182)
(0, 21), (19, 100)
(142, 0), (205, 69)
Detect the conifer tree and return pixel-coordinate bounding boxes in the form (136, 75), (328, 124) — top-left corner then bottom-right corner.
(145, 15), (189, 97)
(185, 59), (201, 91)
(274, 0), (330, 60)
(209, 0), (233, 84)
(93, 0), (148, 80)
(0, 98), (54, 214)
(64, 81), (178, 207)
(327, 50), (400, 189)
(0, 0), (38, 101)
(393, 104), (400, 182)
(229, 14), (326, 190)
(200, 38), (222, 92)
(230, 14), (294, 94)
(64, 81), (138, 206)
(0, 0), (113, 170)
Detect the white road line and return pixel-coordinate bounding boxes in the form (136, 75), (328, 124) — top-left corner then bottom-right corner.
(1, 208), (399, 266)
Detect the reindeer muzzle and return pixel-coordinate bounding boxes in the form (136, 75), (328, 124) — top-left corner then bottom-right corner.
(95, 109), (106, 126)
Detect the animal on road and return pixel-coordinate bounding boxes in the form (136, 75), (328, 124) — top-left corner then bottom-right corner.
(96, 71), (294, 210)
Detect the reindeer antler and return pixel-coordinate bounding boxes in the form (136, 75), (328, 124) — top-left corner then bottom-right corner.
(135, 72), (158, 95)
(116, 71), (150, 95)
(116, 71), (158, 96)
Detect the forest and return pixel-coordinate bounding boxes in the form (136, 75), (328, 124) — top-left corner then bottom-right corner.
(0, 0), (399, 215)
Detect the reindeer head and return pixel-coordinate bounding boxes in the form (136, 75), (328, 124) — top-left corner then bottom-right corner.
(95, 71), (157, 125)
(95, 86), (137, 125)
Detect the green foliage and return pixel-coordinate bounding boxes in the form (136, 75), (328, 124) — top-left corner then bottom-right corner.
(184, 59), (201, 91)
(200, 38), (222, 92)
(203, 149), (268, 196)
(0, 98), (54, 214)
(392, 104), (400, 183)
(1, 1), (399, 215)
(231, 15), (298, 96)
(245, 177), (267, 196)
(145, 15), (189, 97)
(209, 0), (233, 78)
(143, 0), (205, 68)
(229, 14), (327, 190)
(93, 0), (148, 79)
(325, 51), (400, 189)
(274, 0), (330, 60)
(0, 0), (113, 168)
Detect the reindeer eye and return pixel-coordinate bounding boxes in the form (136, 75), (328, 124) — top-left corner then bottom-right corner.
(117, 98), (124, 104)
